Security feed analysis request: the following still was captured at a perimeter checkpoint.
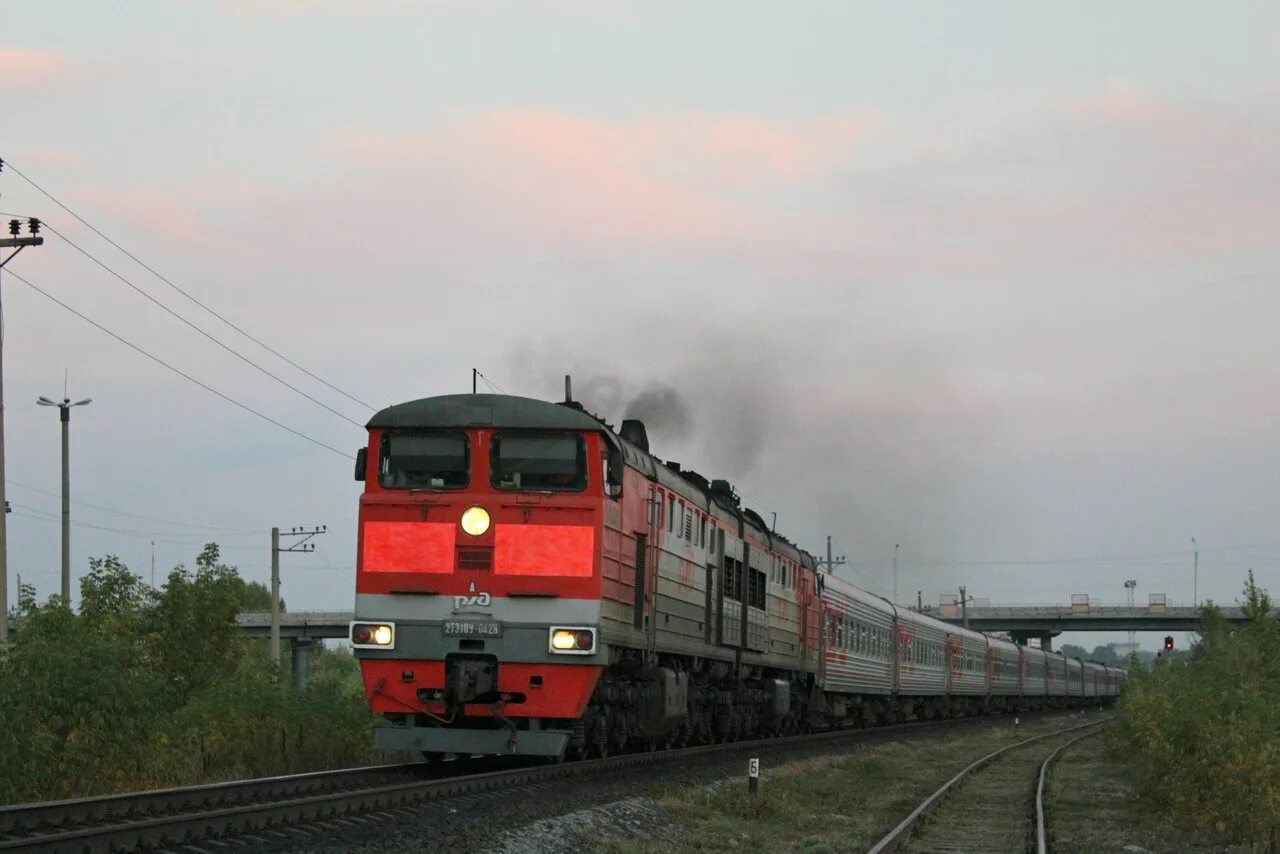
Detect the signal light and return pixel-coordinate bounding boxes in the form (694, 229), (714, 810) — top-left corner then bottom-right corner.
(1163, 635), (1174, 651)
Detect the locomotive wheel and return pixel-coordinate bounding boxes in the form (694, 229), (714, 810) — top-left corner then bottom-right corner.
(420, 751), (446, 764)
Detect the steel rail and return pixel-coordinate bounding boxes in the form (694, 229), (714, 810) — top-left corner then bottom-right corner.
(866, 717), (1109, 854)
(1, 712), (1078, 853)
(1035, 728), (1105, 854)
(0, 758), (469, 839)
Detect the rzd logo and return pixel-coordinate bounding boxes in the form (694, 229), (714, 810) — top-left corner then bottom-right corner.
(454, 581), (492, 610)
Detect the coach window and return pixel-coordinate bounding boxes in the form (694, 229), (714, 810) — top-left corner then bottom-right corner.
(379, 431), (469, 489)
(490, 433), (586, 491)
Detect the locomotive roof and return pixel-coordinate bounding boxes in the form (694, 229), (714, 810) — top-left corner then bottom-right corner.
(367, 394), (610, 433)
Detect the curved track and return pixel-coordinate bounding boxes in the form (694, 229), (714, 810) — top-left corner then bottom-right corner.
(1, 713), (1069, 853)
(1034, 728), (1104, 854)
(867, 717), (1109, 854)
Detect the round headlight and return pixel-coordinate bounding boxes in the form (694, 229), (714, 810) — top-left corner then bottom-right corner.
(372, 625), (393, 645)
(460, 505), (491, 537)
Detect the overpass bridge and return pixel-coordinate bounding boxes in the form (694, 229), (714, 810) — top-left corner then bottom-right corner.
(235, 611), (353, 688)
(932, 602), (1260, 649)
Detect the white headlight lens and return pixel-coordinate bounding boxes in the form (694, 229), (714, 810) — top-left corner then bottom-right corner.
(372, 625), (393, 645)
(461, 506), (491, 536)
(551, 629), (577, 650)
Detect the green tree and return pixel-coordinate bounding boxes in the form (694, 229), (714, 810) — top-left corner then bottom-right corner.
(236, 579), (283, 613)
(148, 543), (247, 703)
(0, 543), (376, 804)
(1059, 643), (1088, 659)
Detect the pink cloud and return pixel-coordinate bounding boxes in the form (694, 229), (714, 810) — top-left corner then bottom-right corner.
(6, 147), (84, 169)
(73, 187), (211, 246)
(0, 48), (75, 89)
(324, 109), (874, 250)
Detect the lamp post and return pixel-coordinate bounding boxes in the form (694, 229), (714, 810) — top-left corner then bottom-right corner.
(1190, 537), (1198, 607)
(36, 395), (90, 604)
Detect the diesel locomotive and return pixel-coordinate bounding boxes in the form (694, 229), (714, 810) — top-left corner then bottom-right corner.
(350, 388), (1123, 759)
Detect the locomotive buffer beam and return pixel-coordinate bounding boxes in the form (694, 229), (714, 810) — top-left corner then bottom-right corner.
(374, 721), (572, 758)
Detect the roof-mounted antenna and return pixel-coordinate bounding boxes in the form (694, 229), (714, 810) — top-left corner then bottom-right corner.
(564, 374), (573, 404)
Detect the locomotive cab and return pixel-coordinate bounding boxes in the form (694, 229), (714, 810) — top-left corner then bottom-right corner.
(352, 394), (613, 758)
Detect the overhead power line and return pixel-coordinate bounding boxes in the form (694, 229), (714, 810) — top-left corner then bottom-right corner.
(40, 220), (364, 429)
(4, 268), (348, 457)
(6, 480), (260, 533)
(8, 506), (262, 550)
(0, 158), (376, 411)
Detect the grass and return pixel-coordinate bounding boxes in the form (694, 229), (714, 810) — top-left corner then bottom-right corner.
(597, 713), (1098, 853)
(1048, 733), (1260, 853)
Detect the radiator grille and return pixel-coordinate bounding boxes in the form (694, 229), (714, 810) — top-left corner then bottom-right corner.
(633, 533), (647, 629)
(456, 547), (493, 571)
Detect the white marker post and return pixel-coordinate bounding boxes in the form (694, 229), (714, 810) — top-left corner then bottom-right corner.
(748, 757), (760, 795)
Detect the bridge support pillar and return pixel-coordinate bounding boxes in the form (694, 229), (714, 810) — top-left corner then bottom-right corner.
(1010, 631), (1054, 651)
(291, 638), (314, 690)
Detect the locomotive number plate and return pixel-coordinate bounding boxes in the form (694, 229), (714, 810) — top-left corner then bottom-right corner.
(443, 620), (503, 638)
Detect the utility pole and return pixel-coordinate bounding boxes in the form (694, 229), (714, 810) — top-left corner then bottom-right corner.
(1124, 579), (1137, 657)
(893, 543), (900, 605)
(817, 535), (846, 575)
(150, 540), (156, 588)
(270, 524), (326, 670)
(37, 393), (90, 604)
(0, 205), (44, 642)
(917, 590), (923, 611)
(959, 585), (972, 630)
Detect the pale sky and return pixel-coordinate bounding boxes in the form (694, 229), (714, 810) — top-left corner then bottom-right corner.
(2, 2), (1278, 650)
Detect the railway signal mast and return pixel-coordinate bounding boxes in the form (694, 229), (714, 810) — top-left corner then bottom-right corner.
(0, 202), (45, 644)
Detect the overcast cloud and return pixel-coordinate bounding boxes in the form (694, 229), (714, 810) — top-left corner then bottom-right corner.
(1, 2), (1278, 650)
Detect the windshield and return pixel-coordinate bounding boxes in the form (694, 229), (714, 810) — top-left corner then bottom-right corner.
(490, 434), (586, 491)
(379, 431), (469, 489)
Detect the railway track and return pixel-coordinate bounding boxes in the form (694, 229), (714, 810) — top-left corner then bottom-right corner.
(868, 716), (1109, 854)
(0, 712), (1073, 853)
(0, 756), (512, 853)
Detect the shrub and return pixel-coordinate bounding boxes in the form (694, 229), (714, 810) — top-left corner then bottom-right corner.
(1110, 571), (1280, 844)
(0, 548), (375, 804)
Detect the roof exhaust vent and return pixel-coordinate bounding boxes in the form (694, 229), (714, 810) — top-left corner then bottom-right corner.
(620, 419), (649, 453)
(564, 374), (573, 404)
(711, 479), (739, 508)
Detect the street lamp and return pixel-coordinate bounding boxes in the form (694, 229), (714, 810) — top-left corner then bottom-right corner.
(37, 395), (91, 604)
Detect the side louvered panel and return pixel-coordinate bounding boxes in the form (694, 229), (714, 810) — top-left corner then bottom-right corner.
(633, 533), (647, 629)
